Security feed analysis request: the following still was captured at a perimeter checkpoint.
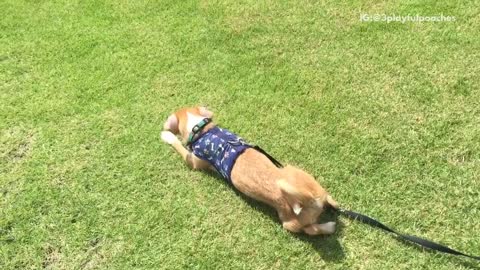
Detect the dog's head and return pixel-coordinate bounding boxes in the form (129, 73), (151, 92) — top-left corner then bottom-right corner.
(277, 165), (338, 227)
(163, 106), (214, 142)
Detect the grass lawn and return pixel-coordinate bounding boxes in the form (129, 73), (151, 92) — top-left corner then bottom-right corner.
(1, 0), (479, 269)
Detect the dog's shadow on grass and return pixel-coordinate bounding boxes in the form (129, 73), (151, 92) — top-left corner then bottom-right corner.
(207, 171), (346, 262)
(293, 209), (346, 262)
(238, 191), (346, 262)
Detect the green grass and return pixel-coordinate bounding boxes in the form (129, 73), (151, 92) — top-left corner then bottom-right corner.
(1, 0), (479, 269)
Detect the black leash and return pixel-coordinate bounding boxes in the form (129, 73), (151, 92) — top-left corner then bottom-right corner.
(337, 208), (480, 260)
(253, 145), (479, 261)
(253, 145), (284, 168)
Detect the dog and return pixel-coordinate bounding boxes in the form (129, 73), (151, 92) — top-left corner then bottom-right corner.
(161, 106), (339, 235)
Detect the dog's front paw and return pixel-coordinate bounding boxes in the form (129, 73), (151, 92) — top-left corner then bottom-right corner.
(318, 222), (336, 234)
(303, 222), (336, 235)
(161, 131), (179, 145)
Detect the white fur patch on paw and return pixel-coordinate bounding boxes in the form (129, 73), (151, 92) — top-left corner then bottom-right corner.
(161, 131), (178, 145)
(318, 222), (336, 234)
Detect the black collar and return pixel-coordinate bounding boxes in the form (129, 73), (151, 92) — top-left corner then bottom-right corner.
(186, 118), (212, 148)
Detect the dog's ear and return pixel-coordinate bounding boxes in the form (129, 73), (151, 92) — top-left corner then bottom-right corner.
(326, 195), (339, 209)
(164, 114), (179, 134)
(277, 179), (313, 200)
(198, 106), (214, 118)
(277, 179), (311, 215)
(292, 203), (303, 215)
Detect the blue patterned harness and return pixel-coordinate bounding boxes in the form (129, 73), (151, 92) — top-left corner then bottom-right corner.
(190, 126), (251, 183)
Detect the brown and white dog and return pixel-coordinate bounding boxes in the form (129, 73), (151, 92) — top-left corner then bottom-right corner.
(161, 106), (339, 235)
